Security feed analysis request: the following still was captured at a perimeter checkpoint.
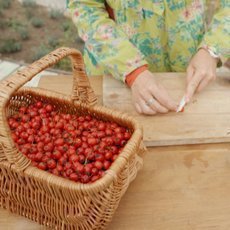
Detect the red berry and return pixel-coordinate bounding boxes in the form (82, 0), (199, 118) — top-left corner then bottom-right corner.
(45, 104), (53, 112)
(19, 106), (27, 114)
(55, 138), (64, 146)
(105, 152), (112, 160)
(64, 162), (72, 170)
(81, 174), (90, 184)
(66, 168), (73, 177)
(22, 115), (30, 122)
(87, 137), (97, 146)
(52, 168), (60, 176)
(37, 162), (47, 170)
(70, 173), (79, 182)
(91, 175), (100, 182)
(103, 160), (111, 170)
(8, 101), (130, 184)
(98, 123), (106, 131)
(124, 132), (131, 140)
(44, 143), (54, 152)
(91, 167), (99, 176)
(69, 154), (79, 163)
(112, 154), (118, 162)
(35, 101), (43, 108)
(47, 159), (56, 169)
(52, 150), (62, 160)
(95, 154), (104, 162)
(35, 152), (43, 162)
(75, 163), (84, 173)
(56, 164), (63, 172)
(94, 161), (103, 170)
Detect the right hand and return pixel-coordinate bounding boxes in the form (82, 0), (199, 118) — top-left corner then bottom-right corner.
(131, 70), (178, 115)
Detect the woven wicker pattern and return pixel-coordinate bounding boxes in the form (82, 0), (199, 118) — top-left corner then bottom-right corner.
(0, 48), (145, 229)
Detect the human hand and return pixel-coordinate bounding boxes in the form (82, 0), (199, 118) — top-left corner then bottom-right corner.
(131, 70), (178, 115)
(185, 48), (218, 103)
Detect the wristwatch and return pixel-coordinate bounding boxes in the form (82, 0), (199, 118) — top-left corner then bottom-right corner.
(200, 45), (222, 67)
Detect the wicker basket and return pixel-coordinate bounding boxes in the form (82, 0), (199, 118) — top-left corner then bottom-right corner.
(0, 47), (145, 229)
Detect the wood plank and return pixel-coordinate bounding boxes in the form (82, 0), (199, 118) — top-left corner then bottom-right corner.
(22, 68), (58, 87)
(0, 61), (20, 80)
(38, 74), (103, 104)
(1, 76), (230, 230)
(1, 143), (230, 230)
(103, 72), (230, 146)
(107, 143), (230, 230)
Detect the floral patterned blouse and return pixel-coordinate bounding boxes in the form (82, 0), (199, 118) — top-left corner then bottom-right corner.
(69, 0), (230, 82)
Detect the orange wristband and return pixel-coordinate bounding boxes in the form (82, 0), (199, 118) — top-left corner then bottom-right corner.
(125, 65), (148, 87)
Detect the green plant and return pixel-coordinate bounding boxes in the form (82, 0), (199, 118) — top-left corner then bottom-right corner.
(17, 26), (30, 40)
(8, 18), (24, 30)
(22, 0), (36, 7)
(0, 39), (22, 53)
(0, 5), (3, 17)
(31, 17), (44, 28)
(25, 8), (33, 19)
(75, 36), (84, 45)
(48, 37), (60, 48)
(32, 44), (52, 61)
(54, 58), (72, 71)
(61, 21), (83, 46)
(49, 9), (63, 20)
(0, 20), (7, 29)
(0, 0), (12, 9)
(61, 20), (72, 32)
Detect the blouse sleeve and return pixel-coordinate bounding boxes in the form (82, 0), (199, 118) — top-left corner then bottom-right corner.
(199, 1), (230, 64)
(69, 0), (148, 82)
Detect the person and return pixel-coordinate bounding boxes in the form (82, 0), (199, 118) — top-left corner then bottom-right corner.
(68, 0), (230, 115)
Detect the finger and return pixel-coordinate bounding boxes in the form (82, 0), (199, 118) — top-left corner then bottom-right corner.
(140, 92), (168, 113)
(185, 71), (204, 101)
(132, 90), (157, 114)
(136, 100), (157, 115)
(135, 103), (142, 114)
(147, 97), (168, 113)
(186, 66), (194, 85)
(196, 73), (216, 93)
(153, 85), (178, 111)
(135, 99), (157, 115)
(135, 101), (157, 115)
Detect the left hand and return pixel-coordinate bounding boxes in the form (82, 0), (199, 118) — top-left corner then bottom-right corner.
(185, 48), (219, 102)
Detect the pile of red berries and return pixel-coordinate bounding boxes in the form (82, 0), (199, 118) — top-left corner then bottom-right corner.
(8, 101), (132, 183)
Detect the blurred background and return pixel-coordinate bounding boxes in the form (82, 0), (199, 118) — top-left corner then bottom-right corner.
(0, 0), (229, 72)
(0, 0), (83, 71)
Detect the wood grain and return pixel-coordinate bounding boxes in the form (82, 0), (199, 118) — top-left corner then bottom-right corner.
(38, 74), (103, 104)
(1, 143), (230, 230)
(1, 75), (230, 230)
(107, 143), (230, 230)
(103, 72), (230, 146)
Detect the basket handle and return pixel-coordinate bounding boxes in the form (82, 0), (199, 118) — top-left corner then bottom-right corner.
(0, 47), (97, 170)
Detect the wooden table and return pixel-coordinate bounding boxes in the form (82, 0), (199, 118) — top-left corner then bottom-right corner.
(1, 75), (230, 230)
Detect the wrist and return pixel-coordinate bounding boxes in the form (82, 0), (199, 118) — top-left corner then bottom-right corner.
(199, 46), (222, 67)
(131, 69), (153, 90)
(125, 65), (148, 87)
